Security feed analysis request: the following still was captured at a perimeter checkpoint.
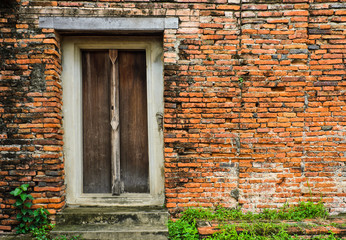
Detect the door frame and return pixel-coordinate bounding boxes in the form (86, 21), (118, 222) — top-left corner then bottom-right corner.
(62, 36), (164, 206)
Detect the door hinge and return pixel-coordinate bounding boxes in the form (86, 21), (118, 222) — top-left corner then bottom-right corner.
(156, 112), (163, 131)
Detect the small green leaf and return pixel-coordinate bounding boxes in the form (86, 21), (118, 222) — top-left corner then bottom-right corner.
(27, 194), (34, 200)
(24, 202), (32, 208)
(14, 201), (22, 207)
(13, 188), (22, 196)
(20, 193), (28, 201)
(20, 184), (29, 191)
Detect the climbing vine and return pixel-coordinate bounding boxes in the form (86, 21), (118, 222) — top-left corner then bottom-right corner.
(10, 184), (50, 234)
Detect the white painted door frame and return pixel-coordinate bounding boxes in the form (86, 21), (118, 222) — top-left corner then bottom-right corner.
(62, 36), (164, 206)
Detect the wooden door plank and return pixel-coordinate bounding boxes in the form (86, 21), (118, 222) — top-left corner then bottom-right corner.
(82, 50), (112, 193)
(119, 50), (149, 193)
(109, 49), (121, 195)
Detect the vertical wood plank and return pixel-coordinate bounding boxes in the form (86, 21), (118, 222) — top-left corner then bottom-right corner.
(119, 50), (149, 193)
(82, 50), (112, 193)
(109, 49), (121, 195)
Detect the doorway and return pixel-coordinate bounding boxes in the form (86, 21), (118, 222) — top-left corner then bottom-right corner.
(62, 37), (164, 206)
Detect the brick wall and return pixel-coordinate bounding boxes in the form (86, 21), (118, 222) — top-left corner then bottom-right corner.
(0, 0), (345, 232)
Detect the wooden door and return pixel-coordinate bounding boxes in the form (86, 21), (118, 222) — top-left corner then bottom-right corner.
(82, 50), (112, 193)
(82, 49), (149, 194)
(119, 51), (149, 193)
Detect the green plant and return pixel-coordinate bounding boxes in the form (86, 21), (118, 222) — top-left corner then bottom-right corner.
(238, 77), (244, 83)
(31, 224), (55, 240)
(10, 184), (50, 234)
(205, 226), (342, 240)
(32, 224), (82, 240)
(168, 219), (199, 240)
(169, 201), (335, 240)
(277, 201), (328, 221)
(175, 200), (328, 224)
(180, 207), (215, 222)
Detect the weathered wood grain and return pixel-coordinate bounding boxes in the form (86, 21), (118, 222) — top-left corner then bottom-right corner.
(82, 50), (112, 193)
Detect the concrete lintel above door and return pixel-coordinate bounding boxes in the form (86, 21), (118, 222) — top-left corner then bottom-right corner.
(39, 17), (179, 31)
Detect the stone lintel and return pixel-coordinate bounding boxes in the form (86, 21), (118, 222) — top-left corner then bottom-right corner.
(39, 17), (179, 31)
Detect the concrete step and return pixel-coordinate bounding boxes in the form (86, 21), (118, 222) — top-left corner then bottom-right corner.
(56, 206), (169, 226)
(51, 224), (168, 240)
(53, 206), (169, 240)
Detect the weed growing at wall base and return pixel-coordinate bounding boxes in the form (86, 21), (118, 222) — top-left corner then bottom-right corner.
(168, 201), (340, 240)
(10, 184), (82, 240)
(31, 224), (82, 240)
(206, 226), (342, 240)
(175, 201), (328, 223)
(10, 184), (50, 234)
(168, 219), (199, 240)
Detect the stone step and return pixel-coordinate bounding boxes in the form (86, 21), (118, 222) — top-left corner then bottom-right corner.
(51, 224), (168, 240)
(56, 206), (169, 226)
(53, 206), (169, 240)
